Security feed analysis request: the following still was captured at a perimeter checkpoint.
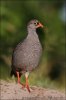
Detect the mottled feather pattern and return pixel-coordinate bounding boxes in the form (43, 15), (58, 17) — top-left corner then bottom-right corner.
(12, 32), (42, 72)
(11, 19), (43, 75)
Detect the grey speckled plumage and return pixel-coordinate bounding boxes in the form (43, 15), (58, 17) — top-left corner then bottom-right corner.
(11, 19), (43, 76)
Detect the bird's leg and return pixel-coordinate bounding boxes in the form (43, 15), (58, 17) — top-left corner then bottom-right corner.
(16, 71), (25, 87)
(16, 71), (20, 83)
(16, 71), (30, 92)
(25, 72), (30, 92)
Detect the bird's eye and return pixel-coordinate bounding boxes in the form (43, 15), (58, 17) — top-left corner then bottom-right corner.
(34, 22), (39, 25)
(34, 22), (37, 25)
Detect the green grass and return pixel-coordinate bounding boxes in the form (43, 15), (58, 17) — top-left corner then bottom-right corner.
(0, 64), (11, 80)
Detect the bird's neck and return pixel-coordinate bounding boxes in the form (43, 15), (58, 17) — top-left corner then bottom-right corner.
(27, 27), (36, 34)
(27, 27), (39, 39)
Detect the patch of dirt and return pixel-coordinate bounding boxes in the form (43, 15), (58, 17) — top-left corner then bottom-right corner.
(0, 80), (65, 100)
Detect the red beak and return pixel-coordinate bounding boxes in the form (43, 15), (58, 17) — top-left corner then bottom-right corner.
(37, 23), (43, 28)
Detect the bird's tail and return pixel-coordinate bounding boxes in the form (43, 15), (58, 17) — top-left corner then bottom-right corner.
(10, 68), (17, 77)
(10, 66), (22, 77)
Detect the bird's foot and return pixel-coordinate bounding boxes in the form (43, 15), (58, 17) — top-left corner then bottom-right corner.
(21, 83), (30, 92)
(26, 84), (30, 92)
(19, 82), (30, 92)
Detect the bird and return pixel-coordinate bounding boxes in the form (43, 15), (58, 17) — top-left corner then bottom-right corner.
(10, 19), (43, 92)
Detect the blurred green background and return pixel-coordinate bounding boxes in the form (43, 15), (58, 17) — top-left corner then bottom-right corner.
(0, 0), (65, 91)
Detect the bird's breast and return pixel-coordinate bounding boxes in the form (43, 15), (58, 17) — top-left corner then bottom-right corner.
(13, 37), (42, 71)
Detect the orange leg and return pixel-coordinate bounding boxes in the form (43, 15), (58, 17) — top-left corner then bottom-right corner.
(16, 71), (25, 87)
(25, 76), (30, 92)
(16, 71), (20, 83)
(21, 72), (30, 92)
(24, 72), (30, 92)
(16, 71), (30, 92)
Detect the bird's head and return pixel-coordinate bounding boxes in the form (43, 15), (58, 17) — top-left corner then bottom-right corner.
(27, 19), (43, 30)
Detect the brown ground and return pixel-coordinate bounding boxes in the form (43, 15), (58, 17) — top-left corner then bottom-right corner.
(0, 80), (65, 100)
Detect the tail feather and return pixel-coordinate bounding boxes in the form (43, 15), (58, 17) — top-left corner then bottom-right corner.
(10, 69), (17, 77)
(10, 68), (22, 77)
